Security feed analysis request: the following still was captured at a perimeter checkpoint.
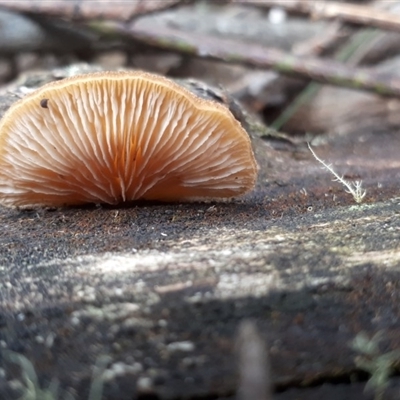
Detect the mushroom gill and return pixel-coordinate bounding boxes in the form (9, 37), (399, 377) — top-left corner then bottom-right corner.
(0, 71), (258, 207)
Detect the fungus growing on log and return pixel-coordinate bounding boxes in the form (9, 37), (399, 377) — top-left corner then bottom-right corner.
(0, 71), (257, 208)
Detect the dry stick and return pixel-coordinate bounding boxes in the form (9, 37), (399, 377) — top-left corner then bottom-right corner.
(271, 19), (346, 130)
(0, 0), (183, 21)
(292, 20), (344, 57)
(271, 28), (381, 130)
(269, 0), (394, 129)
(110, 23), (400, 98)
(233, 0), (400, 34)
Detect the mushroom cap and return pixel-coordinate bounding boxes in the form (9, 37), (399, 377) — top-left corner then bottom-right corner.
(0, 71), (258, 208)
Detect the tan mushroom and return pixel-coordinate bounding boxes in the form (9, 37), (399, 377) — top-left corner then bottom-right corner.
(0, 71), (257, 208)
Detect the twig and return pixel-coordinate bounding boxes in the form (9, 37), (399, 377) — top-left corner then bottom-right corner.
(271, 28), (381, 130)
(0, 0), (183, 21)
(308, 143), (366, 203)
(233, 0), (400, 34)
(102, 22), (400, 98)
(292, 20), (344, 57)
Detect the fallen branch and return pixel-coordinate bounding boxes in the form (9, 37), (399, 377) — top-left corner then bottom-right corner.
(0, 0), (183, 21)
(103, 22), (400, 98)
(233, 0), (400, 34)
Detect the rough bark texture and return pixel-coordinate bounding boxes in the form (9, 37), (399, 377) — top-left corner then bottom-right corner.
(0, 68), (399, 400)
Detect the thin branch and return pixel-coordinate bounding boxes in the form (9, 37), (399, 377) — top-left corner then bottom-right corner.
(233, 0), (400, 34)
(271, 28), (382, 130)
(0, 0), (183, 21)
(101, 22), (400, 98)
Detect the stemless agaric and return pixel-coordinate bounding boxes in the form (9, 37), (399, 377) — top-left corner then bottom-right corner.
(0, 71), (257, 208)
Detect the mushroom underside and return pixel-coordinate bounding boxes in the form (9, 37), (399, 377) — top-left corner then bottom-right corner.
(0, 73), (257, 207)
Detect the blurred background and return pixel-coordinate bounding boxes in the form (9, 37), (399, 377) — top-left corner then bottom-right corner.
(2, 0), (400, 139)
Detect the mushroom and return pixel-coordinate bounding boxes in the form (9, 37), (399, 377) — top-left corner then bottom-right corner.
(0, 71), (257, 208)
